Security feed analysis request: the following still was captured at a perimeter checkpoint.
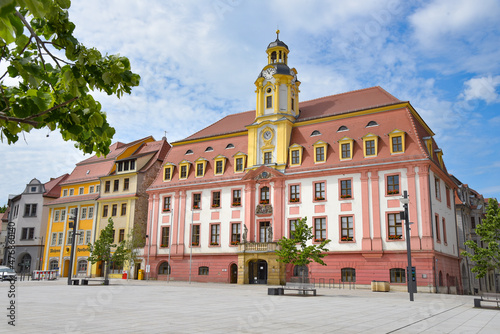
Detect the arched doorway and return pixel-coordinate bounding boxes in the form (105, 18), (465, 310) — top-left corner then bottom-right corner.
(248, 260), (267, 284)
(19, 253), (32, 274)
(230, 263), (238, 283)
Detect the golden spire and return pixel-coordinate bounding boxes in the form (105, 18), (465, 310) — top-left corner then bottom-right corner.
(276, 29), (280, 40)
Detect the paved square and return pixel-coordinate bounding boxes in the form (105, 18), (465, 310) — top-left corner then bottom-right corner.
(1, 279), (499, 333)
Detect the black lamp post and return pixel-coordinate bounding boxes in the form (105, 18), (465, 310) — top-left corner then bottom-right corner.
(400, 190), (414, 301)
(67, 208), (78, 285)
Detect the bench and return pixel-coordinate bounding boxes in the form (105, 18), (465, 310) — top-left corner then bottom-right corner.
(71, 278), (109, 285)
(474, 293), (500, 308)
(282, 282), (317, 296)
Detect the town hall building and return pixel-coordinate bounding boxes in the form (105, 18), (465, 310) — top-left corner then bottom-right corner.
(145, 32), (460, 291)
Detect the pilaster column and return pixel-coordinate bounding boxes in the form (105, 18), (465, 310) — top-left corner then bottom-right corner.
(407, 165), (421, 250)
(361, 171), (372, 250)
(244, 182), (256, 242)
(370, 171), (383, 251)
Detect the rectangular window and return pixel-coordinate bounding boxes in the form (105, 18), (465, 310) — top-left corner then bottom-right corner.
(235, 158), (244, 172)
(291, 149), (300, 165)
(89, 185), (95, 194)
(387, 175), (400, 195)
(442, 218), (447, 244)
(314, 182), (325, 201)
(24, 204), (37, 217)
(163, 197), (171, 211)
(210, 224), (220, 246)
(123, 161), (129, 171)
(81, 207), (87, 220)
(118, 229), (125, 243)
(260, 186), (270, 204)
(341, 268), (356, 282)
(446, 187), (451, 207)
(340, 179), (352, 199)
(392, 136), (403, 153)
(266, 95), (272, 108)
(435, 177), (441, 200)
(314, 217), (326, 242)
(61, 209), (66, 222)
(161, 226), (170, 247)
(113, 179), (119, 192)
(67, 231), (73, 245)
(105, 181), (110, 193)
(193, 193), (201, 209)
(192, 225), (200, 246)
(471, 217), (476, 229)
(263, 151), (272, 164)
(121, 203), (127, 216)
(435, 214), (440, 242)
(123, 178), (129, 191)
(85, 230), (91, 244)
(102, 205), (108, 217)
(212, 191), (221, 208)
(196, 163), (204, 177)
(341, 216), (354, 241)
(54, 210), (60, 222)
(69, 189), (74, 196)
(390, 268), (406, 283)
(215, 160), (223, 174)
(78, 230), (84, 245)
(365, 140), (375, 156)
(88, 207), (94, 219)
(118, 162), (123, 172)
(315, 146), (325, 162)
(231, 223), (241, 244)
(112, 204), (118, 216)
(63, 189), (68, 197)
(388, 213), (402, 240)
(289, 219), (298, 239)
(290, 184), (300, 202)
(130, 160), (135, 170)
(198, 266), (209, 275)
(96, 185), (100, 193)
(341, 143), (351, 159)
(180, 165), (187, 179)
(79, 187), (84, 195)
(259, 221), (270, 242)
(51, 232), (57, 246)
(232, 190), (241, 206)
(21, 227), (35, 240)
(164, 167), (172, 180)
(58, 232), (63, 245)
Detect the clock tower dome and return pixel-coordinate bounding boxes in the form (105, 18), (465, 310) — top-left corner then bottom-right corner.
(247, 31), (300, 171)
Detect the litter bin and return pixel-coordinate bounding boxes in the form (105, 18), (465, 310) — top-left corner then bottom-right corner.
(138, 269), (144, 280)
(122, 271), (127, 279)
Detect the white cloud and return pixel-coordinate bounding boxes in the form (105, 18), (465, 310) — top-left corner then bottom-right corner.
(461, 76), (500, 103)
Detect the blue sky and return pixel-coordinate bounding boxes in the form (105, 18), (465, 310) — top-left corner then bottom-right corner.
(1, 0), (500, 205)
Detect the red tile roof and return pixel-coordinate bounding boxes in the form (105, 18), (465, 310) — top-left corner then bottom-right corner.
(43, 174), (70, 198)
(46, 193), (99, 206)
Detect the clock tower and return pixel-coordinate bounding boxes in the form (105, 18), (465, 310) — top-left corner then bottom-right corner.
(247, 31), (301, 171)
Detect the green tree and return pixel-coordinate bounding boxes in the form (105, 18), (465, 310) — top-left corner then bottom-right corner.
(275, 217), (331, 282)
(462, 198), (500, 285)
(122, 225), (146, 279)
(0, 204), (7, 213)
(88, 218), (127, 285)
(0, 0), (140, 155)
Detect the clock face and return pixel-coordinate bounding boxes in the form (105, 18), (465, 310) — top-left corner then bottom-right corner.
(262, 67), (276, 80)
(263, 130), (272, 140)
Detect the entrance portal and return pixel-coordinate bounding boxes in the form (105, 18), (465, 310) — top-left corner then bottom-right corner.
(230, 263), (238, 283)
(248, 260), (267, 284)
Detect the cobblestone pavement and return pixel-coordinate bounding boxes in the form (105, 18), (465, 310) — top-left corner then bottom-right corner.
(0, 278), (499, 333)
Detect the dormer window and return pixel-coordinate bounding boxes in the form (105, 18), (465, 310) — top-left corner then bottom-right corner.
(214, 155), (227, 175)
(389, 129), (406, 154)
(117, 159), (135, 173)
(311, 130), (321, 136)
(163, 163), (175, 181)
(205, 147), (214, 152)
(337, 125), (349, 132)
(366, 121), (378, 127)
(339, 137), (353, 160)
(195, 158), (207, 177)
(185, 149), (193, 155)
(226, 143), (234, 149)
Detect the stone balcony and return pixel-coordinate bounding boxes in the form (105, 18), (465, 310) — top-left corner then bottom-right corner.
(238, 242), (279, 253)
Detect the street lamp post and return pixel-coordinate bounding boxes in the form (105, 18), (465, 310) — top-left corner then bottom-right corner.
(400, 190), (414, 302)
(67, 208), (78, 285)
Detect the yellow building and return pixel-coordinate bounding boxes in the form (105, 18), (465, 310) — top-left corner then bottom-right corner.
(42, 136), (169, 279)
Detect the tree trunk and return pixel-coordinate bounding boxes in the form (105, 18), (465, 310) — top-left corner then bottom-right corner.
(104, 260), (110, 285)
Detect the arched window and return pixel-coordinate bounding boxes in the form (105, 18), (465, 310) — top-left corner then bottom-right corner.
(158, 262), (171, 275)
(366, 120), (378, 127)
(310, 130), (321, 136)
(341, 267), (356, 282)
(260, 186), (270, 204)
(49, 259), (58, 270)
(225, 143), (234, 149)
(205, 147), (214, 152)
(293, 265), (308, 279)
(390, 268), (406, 283)
(337, 125), (349, 132)
(77, 260), (88, 273)
(185, 149), (193, 155)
